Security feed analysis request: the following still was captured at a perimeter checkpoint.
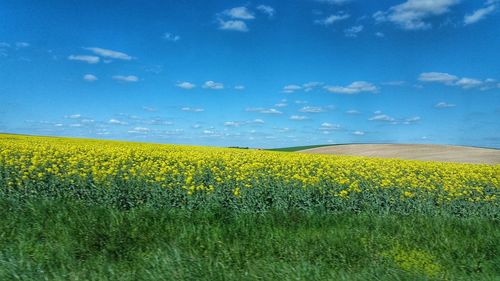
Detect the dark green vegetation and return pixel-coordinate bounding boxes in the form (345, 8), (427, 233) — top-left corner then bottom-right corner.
(267, 144), (333, 152)
(0, 198), (498, 281)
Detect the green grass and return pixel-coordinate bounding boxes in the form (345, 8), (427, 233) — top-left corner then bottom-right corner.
(267, 144), (333, 152)
(1, 198), (498, 281)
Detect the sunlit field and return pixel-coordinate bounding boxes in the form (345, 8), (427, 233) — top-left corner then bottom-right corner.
(1, 134), (499, 280)
(1, 133), (499, 214)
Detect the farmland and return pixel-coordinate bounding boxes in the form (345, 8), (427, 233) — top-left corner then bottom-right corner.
(1, 133), (499, 280)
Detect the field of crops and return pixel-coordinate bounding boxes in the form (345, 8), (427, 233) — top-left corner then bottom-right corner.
(1, 134), (498, 215)
(1, 133), (500, 280)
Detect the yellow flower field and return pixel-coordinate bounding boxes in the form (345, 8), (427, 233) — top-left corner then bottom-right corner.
(0, 134), (499, 210)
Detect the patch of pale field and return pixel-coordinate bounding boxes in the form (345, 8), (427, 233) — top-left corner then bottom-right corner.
(300, 144), (500, 165)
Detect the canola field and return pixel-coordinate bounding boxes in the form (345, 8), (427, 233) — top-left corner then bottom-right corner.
(0, 134), (499, 215)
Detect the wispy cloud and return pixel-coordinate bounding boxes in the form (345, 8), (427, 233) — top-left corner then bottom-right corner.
(418, 72), (495, 89)
(303, 82), (323, 92)
(176, 81), (196, 89)
(319, 122), (341, 131)
(68, 55), (100, 64)
(203, 81), (224, 90)
(223, 7), (255, 20)
(163, 32), (180, 42)
(282, 84), (302, 93)
(315, 13), (350, 25)
(369, 111), (421, 125)
(369, 114), (396, 122)
(299, 106), (329, 113)
(246, 107), (282, 114)
(257, 5), (275, 17)
(344, 25), (364, 37)
(464, 1), (497, 25)
(218, 19), (249, 32)
(434, 102), (456, 108)
(352, 130), (365, 136)
(181, 107), (204, 112)
(112, 75), (139, 82)
(418, 72), (458, 84)
(108, 119), (128, 125)
(234, 85), (245, 90)
(224, 121), (241, 127)
(325, 81), (378, 94)
(84, 47), (132, 60)
(83, 74), (97, 82)
(128, 127), (150, 134)
(142, 106), (157, 112)
(15, 42), (30, 48)
(346, 109), (361, 115)
(290, 115), (309, 121)
(373, 0), (459, 30)
(64, 114), (81, 119)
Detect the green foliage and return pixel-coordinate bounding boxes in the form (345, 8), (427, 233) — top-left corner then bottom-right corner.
(0, 198), (498, 281)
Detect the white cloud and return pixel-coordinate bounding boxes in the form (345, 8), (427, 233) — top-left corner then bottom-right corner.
(303, 82), (323, 92)
(295, 100), (308, 104)
(352, 130), (365, 136)
(464, 3), (497, 25)
(246, 107), (282, 114)
(203, 81), (224, 90)
(282, 84), (302, 93)
(83, 74), (97, 82)
(234, 85), (245, 90)
(299, 106), (326, 113)
(404, 116), (421, 124)
(142, 106), (157, 112)
(455, 77), (483, 89)
(373, 0), (459, 30)
(108, 119), (128, 125)
(346, 109), (361, 115)
(15, 42), (30, 48)
(375, 32), (385, 37)
(290, 115), (309, 121)
(320, 122), (341, 131)
(418, 72), (458, 84)
(176, 82), (196, 89)
(369, 114), (395, 122)
(224, 7), (255, 19)
(84, 47), (132, 60)
(419, 72), (493, 89)
(382, 80), (405, 86)
(253, 119), (265, 124)
(65, 114), (81, 119)
(434, 102), (456, 108)
(0, 42), (10, 48)
(128, 127), (150, 134)
(325, 81), (378, 94)
(344, 25), (364, 37)
(68, 55), (100, 64)
(224, 121), (241, 127)
(163, 32), (180, 42)
(315, 13), (350, 25)
(181, 107), (204, 112)
(112, 75), (139, 82)
(257, 5), (275, 17)
(275, 103), (288, 108)
(218, 20), (249, 32)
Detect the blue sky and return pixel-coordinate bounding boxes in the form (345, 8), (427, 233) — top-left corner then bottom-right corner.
(1, 0), (499, 148)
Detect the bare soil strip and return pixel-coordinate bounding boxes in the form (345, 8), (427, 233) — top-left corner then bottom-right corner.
(300, 144), (500, 164)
